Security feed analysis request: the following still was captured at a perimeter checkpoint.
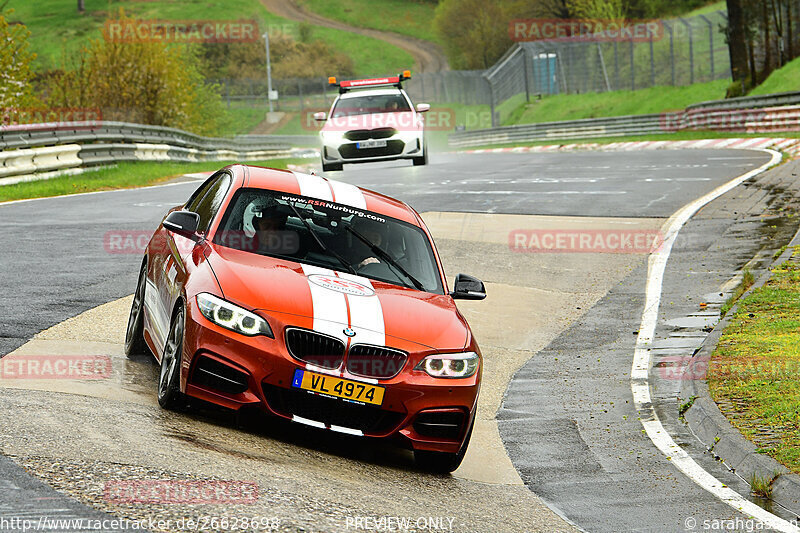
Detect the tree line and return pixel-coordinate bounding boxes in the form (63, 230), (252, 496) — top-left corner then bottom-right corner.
(726, 0), (798, 96)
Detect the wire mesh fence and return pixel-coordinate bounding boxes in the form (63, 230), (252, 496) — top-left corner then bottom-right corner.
(215, 77), (334, 112)
(213, 9), (798, 132)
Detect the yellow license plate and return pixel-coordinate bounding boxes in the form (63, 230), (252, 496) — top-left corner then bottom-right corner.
(292, 369), (384, 406)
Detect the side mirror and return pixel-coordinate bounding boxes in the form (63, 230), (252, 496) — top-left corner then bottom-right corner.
(163, 210), (200, 240)
(450, 273), (486, 300)
(313, 112), (327, 121)
(416, 103), (430, 113)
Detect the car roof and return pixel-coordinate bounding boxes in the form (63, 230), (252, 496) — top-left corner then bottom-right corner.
(337, 88), (406, 99)
(231, 164), (420, 225)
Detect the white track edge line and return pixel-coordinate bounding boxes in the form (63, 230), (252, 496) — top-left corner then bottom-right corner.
(630, 148), (799, 531)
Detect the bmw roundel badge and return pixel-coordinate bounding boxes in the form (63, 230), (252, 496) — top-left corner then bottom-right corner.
(343, 327), (356, 337)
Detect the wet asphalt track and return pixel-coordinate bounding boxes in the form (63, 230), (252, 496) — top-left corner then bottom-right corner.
(0, 148), (785, 531)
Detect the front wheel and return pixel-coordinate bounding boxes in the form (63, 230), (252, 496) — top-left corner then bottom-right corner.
(124, 263), (150, 358)
(414, 415), (474, 473)
(158, 307), (186, 410)
(412, 143), (428, 166)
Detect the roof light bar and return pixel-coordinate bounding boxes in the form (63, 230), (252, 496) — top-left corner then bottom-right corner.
(328, 71), (412, 93)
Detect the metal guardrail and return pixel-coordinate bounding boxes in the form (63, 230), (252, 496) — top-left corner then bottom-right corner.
(0, 121), (319, 184)
(686, 90), (800, 112)
(449, 114), (664, 147)
(449, 93), (800, 148)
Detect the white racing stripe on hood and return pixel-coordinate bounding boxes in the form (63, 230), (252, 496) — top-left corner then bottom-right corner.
(292, 170), (368, 209)
(328, 180), (367, 209)
(300, 264), (386, 347)
(337, 272), (385, 346)
(301, 264), (348, 344)
(294, 172), (333, 201)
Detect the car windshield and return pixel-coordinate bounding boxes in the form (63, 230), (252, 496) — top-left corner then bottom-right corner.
(331, 94), (411, 118)
(213, 188), (443, 294)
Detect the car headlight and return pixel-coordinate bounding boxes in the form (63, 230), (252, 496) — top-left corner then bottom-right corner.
(321, 130), (347, 144)
(196, 293), (273, 338)
(415, 352), (479, 378)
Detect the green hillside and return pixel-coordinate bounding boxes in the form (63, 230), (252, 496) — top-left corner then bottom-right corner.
(750, 56), (800, 96)
(6, 0), (411, 76)
(296, 0), (439, 44)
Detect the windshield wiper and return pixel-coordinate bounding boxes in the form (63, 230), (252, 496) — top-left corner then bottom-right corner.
(346, 226), (425, 291)
(286, 201), (357, 275)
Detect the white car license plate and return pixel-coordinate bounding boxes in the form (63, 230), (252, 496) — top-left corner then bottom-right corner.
(356, 140), (387, 149)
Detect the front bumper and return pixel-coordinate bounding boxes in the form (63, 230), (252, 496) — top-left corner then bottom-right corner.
(321, 133), (424, 165)
(181, 301), (479, 454)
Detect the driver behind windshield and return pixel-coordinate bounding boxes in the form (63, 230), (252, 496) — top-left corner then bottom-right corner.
(254, 208), (288, 253)
(349, 217), (390, 270)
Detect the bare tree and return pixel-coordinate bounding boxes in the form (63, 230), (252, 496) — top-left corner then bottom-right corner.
(78, 0), (84, 13)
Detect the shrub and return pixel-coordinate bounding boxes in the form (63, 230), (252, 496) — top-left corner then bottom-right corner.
(0, 9), (38, 109)
(44, 13), (225, 136)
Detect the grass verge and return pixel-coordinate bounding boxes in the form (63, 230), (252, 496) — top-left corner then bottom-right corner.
(708, 248), (800, 473)
(750, 471), (780, 499)
(506, 80), (729, 125)
(749, 56), (800, 96)
(720, 268), (755, 317)
(0, 158), (306, 203)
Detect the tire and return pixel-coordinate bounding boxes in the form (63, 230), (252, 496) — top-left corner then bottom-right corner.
(158, 306), (186, 410)
(414, 415), (474, 474)
(412, 143), (428, 166)
(124, 263), (150, 358)
(322, 161), (343, 172)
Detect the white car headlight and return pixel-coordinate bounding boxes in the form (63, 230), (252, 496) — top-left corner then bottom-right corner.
(321, 130), (347, 144)
(196, 293), (273, 338)
(415, 352), (479, 379)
